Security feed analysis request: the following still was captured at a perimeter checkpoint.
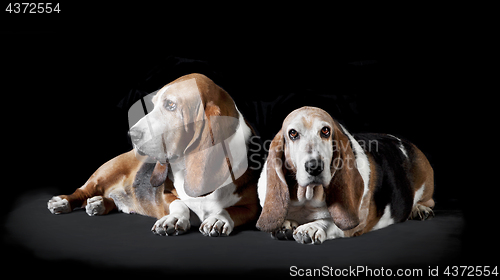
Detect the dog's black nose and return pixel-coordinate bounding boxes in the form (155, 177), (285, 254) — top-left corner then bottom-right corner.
(305, 159), (324, 176)
(129, 129), (143, 143)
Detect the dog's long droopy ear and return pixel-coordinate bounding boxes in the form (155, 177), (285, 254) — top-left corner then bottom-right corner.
(256, 129), (290, 232)
(150, 162), (169, 187)
(325, 121), (364, 231)
(183, 101), (239, 197)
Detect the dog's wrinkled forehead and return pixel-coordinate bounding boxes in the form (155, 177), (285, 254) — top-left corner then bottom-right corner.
(153, 78), (202, 107)
(282, 107), (335, 136)
(128, 78), (204, 130)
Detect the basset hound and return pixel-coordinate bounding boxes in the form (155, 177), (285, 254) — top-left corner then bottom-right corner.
(256, 106), (434, 244)
(48, 73), (260, 237)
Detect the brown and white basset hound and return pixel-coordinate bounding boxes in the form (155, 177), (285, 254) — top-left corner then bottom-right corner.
(256, 106), (434, 244)
(48, 73), (260, 237)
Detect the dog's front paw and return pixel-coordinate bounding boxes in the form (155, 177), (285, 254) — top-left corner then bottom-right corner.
(152, 214), (190, 236)
(47, 196), (71, 214)
(272, 219), (299, 240)
(293, 222), (327, 245)
(200, 215), (234, 237)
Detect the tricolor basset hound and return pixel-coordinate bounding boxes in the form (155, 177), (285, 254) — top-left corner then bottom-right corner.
(256, 106), (434, 244)
(48, 73), (260, 237)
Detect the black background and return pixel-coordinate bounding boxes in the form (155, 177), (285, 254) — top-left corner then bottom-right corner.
(2, 10), (487, 276)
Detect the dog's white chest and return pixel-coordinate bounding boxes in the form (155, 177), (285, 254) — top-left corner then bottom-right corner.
(170, 161), (240, 221)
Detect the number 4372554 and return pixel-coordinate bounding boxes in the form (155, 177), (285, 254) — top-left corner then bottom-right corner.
(444, 266), (498, 277)
(6, 3), (60, 13)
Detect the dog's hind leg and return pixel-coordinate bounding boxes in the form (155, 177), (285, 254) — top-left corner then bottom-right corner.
(85, 196), (117, 216)
(48, 150), (141, 215)
(48, 183), (98, 214)
(408, 143), (435, 221)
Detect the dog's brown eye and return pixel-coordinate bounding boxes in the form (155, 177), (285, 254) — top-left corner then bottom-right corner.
(289, 129), (299, 140)
(165, 99), (176, 111)
(320, 126), (330, 138)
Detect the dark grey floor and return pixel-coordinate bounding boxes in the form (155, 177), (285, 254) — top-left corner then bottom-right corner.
(4, 190), (467, 277)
